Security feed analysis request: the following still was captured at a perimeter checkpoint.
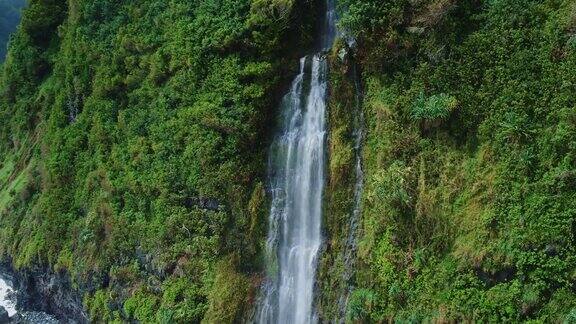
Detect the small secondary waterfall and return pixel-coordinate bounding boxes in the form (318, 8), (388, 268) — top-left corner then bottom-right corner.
(336, 57), (365, 322)
(257, 1), (336, 323)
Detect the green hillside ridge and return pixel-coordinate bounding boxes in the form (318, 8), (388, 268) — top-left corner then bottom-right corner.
(0, 0), (575, 322)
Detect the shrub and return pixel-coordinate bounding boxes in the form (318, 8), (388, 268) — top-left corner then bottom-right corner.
(411, 92), (458, 122)
(347, 289), (377, 322)
(203, 257), (250, 323)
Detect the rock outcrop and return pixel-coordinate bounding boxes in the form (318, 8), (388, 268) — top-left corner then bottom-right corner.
(0, 262), (88, 323)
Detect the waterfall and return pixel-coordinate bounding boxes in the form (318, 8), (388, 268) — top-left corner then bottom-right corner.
(257, 1), (336, 323)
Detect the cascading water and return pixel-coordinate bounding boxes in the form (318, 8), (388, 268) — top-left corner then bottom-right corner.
(257, 1), (337, 323)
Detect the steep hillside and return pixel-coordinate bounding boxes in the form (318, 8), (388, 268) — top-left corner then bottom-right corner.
(1, 0), (576, 322)
(0, 0), (318, 322)
(337, 0), (576, 321)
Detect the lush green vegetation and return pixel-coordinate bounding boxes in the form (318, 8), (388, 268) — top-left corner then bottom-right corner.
(2, 0), (576, 322)
(0, 0), (318, 321)
(0, 0), (25, 62)
(317, 38), (360, 318)
(336, 0), (576, 321)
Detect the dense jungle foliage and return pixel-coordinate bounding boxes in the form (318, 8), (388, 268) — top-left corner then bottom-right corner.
(0, 0), (318, 322)
(1, 0), (576, 322)
(336, 0), (576, 322)
(0, 0), (26, 61)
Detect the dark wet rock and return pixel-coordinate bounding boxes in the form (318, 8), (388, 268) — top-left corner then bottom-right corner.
(0, 306), (9, 322)
(16, 268), (87, 323)
(183, 196), (222, 211)
(475, 266), (516, 287)
(0, 261), (87, 324)
(5, 291), (16, 305)
(10, 311), (59, 324)
(544, 244), (559, 256)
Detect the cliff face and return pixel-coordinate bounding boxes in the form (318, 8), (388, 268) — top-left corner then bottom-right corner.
(0, 261), (87, 323)
(1, 0), (576, 322)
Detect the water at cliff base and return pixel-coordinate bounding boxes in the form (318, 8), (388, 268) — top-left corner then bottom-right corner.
(0, 276), (59, 323)
(0, 278), (16, 317)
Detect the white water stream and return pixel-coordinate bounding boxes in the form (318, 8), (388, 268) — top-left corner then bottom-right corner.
(0, 277), (17, 316)
(257, 1), (337, 323)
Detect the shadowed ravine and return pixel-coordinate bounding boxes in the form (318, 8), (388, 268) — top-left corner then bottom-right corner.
(257, 1), (337, 323)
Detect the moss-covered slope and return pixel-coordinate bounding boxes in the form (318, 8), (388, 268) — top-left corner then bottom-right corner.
(337, 0), (576, 321)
